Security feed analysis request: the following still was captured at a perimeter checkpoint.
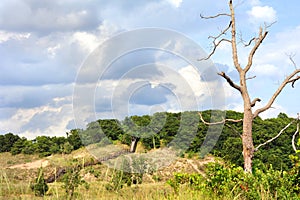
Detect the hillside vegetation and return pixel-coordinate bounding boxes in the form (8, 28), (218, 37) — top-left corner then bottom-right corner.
(1, 110), (300, 199)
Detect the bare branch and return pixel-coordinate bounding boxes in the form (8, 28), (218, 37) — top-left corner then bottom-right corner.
(250, 98), (261, 107)
(245, 27), (268, 73)
(287, 53), (298, 69)
(226, 118), (243, 123)
(199, 39), (231, 61)
(199, 112), (225, 125)
(198, 112), (242, 125)
(264, 21), (277, 29)
(246, 75), (256, 80)
(218, 71), (241, 92)
(209, 21), (232, 40)
(288, 76), (300, 88)
(253, 69), (300, 118)
(238, 31), (255, 47)
(255, 120), (296, 151)
(237, 29), (256, 48)
(234, 0), (245, 9)
(200, 13), (230, 19)
(286, 54), (300, 87)
(292, 123), (299, 153)
(199, 21), (232, 61)
(244, 37), (256, 47)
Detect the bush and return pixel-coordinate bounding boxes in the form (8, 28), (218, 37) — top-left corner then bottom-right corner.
(30, 167), (49, 196)
(105, 169), (133, 191)
(61, 159), (89, 200)
(167, 162), (300, 199)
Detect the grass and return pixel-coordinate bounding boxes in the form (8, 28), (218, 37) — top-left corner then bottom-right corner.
(0, 175), (212, 200)
(0, 174), (252, 200)
(0, 149), (214, 200)
(0, 149), (290, 200)
(0, 152), (40, 168)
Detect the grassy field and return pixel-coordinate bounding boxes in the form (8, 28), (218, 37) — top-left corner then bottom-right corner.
(0, 147), (289, 200)
(0, 179), (216, 200)
(0, 147), (219, 200)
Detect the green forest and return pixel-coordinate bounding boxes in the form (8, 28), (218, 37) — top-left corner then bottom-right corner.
(1, 110), (300, 199)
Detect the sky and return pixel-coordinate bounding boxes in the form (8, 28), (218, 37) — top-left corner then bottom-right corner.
(0, 0), (300, 139)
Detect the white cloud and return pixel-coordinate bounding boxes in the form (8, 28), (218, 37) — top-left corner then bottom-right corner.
(0, 31), (30, 43)
(247, 6), (277, 24)
(166, 0), (183, 8)
(47, 44), (61, 57)
(0, 99), (73, 139)
(178, 65), (204, 96)
(72, 21), (120, 53)
(254, 102), (287, 119)
(73, 31), (99, 52)
(0, 0), (99, 33)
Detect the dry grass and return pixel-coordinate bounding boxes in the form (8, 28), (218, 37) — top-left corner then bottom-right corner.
(0, 148), (253, 200)
(0, 152), (40, 168)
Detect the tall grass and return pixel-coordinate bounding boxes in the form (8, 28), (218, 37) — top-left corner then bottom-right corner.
(0, 169), (282, 200)
(1, 151), (296, 200)
(0, 168), (216, 200)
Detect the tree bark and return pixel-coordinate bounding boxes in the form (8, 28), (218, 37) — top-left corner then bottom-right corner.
(240, 72), (255, 173)
(241, 108), (254, 173)
(130, 136), (140, 153)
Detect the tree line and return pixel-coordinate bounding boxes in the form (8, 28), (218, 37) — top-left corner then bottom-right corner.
(1, 110), (298, 170)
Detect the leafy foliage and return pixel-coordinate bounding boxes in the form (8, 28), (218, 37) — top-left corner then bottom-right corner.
(0, 133), (20, 152)
(61, 159), (89, 200)
(168, 161), (300, 199)
(30, 167), (49, 196)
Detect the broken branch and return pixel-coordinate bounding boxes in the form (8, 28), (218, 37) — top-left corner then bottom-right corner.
(218, 71), (241, 92)
(251, 98), (261, 107)
(246, 75), (256, 80)
(288, 76), (300, 88)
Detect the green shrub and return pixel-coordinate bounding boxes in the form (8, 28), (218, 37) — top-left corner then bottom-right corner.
(61, 160), (89, 200)
(30, 167), (49, 196)
(167, 162), (300, 199)
(105, 169), (133, 191)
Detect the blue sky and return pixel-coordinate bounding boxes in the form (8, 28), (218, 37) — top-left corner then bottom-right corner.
(0, 0), (299, 139)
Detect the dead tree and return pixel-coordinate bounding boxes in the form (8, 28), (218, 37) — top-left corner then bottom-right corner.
(200, 0), (300, 172)
(130, 136), (140, 153)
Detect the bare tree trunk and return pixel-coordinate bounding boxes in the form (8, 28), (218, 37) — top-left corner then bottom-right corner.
(242, 109), (254, 173)
(241, 72), (255, 173)
(130, 136), (139, 153)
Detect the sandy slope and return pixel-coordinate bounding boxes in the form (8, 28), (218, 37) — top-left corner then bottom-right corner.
(8, 159), (49, 169)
